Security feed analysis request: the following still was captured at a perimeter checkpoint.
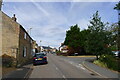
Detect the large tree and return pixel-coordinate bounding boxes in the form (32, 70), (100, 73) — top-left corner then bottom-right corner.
(114, 2), (120, 10)
(87, 11), (112, 59)
(114, 2), (120, 52)
(64, 24), (81, 55)
(79, 29), (90, 54)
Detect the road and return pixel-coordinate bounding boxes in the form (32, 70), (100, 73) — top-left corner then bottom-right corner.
(29, 53), (102, 79)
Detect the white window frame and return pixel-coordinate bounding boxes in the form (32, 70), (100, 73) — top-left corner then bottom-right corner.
(23, 46), (27, 57)
(31, 40), (32, 43)
(24, 33), (27, 39)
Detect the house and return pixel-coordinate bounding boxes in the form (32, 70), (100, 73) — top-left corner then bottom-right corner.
(59, 43), (68, 53)
(40, 46), (52, 53)
(32, 41), (39, 55)
(1, 11), (34, 67)
(51, 48), (57, 53)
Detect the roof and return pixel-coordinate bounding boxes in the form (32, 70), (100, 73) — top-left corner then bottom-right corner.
(20, 25), (33, 40)
(2, 11), (33, 41)
(42, 46), (52, 49)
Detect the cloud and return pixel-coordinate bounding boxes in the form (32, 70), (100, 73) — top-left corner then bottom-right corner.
(77, 19), (89, 30)
(2, 2), (117, 48)
(4, 0), (119, 2)
(31, 1), (50, 16)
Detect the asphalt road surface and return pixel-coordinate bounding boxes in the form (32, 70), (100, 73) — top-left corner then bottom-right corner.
(29, 53), (103, 79)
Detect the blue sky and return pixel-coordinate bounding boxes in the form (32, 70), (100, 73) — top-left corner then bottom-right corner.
(2, 2), (118, 48)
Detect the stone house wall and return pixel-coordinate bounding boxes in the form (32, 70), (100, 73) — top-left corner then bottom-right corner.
(2, 12), (20, 58)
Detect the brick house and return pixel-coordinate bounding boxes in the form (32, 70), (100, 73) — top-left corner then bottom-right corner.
(32, 40), (39, 55)
(1, 11), (34, 67)
(59, 45), (69, 53)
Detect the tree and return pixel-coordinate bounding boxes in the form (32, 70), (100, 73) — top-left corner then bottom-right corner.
(64, 24), (81, 55)
(87, 11), (112, 59)
(79, 29), (90, 54)
(114, 2), (120, 10)
(108, 23), (118, 51)
(114, 2), (120, 52)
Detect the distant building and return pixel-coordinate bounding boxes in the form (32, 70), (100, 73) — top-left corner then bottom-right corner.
(1, 11), (34, 67)
(52, 48), (57, 53)
(40, 46), (52, 52)
(59, 44), (68, 53)
(32, 41), (39, 54)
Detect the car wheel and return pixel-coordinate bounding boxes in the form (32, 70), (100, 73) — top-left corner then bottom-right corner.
(44, 61), (48, 64)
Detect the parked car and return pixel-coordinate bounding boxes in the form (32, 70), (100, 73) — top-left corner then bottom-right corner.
(33, 53), (48, 65)
(112, 51), (120, 57)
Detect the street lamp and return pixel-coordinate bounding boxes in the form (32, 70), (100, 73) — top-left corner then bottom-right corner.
(27, 28), (32, 36)
(40, 40), (42, 52)
(29, 28), (32, 36)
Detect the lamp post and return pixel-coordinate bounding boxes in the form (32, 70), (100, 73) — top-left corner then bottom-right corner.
(27, 28), (32, 36)
(29, 28), (32, 36)
(40, 40), (42, 52)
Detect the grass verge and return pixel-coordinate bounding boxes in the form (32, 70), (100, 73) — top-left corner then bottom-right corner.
(93, 54), (120, 72)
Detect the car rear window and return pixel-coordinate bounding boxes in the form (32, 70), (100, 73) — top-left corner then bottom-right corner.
(34, 53), (45, 57)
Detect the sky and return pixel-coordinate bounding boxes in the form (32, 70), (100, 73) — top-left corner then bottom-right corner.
(2, 1), (118, 48)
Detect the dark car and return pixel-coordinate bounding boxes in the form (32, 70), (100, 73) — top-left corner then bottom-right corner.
(33, 53), (48, 65)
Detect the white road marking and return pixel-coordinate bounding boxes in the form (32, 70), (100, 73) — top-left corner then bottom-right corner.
(81, 67), (86, 70)
(70, 62), (73, 64)
(52, 63), (67, 79)
(63, 59), (89, 72)
(55, 67), (59, 70)
(63, 75), (68, 80)
(62, 75), (66, 78)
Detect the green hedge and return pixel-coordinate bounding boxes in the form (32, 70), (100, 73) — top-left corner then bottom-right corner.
(94, 54), (119, 71)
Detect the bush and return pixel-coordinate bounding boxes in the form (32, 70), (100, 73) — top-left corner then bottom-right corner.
(97, 54), (119, 71)
(2, 54), (16, 67)
(94, 60), (107, 68)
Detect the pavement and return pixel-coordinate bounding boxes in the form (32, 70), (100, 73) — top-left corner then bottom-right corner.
(60, 55), (120, 79)
(2, 64), (33, 80)
(67, 56), (96, 57)
(82, 59), (120, 79)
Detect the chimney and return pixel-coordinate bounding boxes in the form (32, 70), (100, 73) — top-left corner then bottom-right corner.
(12, 14), (17, 22)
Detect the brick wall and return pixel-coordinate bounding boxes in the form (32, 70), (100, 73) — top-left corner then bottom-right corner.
(2, 12), (20, 58)
(18, 25), (33, 66)
(2, 12), (33, 67)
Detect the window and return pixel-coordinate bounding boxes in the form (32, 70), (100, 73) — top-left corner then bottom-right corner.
(31, 40), (32, 43)
(23, 46), (27, 57)
(24, 33), (27, 39)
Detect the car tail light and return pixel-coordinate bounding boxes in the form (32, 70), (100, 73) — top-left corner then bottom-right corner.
(43, 56), (47, 58)
(33, 57), (37, 59)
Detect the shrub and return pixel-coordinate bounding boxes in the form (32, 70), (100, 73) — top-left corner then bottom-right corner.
(2, 54), (16, 67)
(98, 54), (119, 71)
